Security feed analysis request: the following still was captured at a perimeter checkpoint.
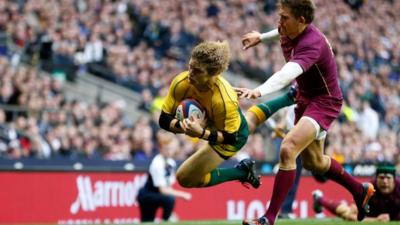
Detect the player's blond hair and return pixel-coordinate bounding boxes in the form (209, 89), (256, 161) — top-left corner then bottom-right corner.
(191, 41), (230, 76)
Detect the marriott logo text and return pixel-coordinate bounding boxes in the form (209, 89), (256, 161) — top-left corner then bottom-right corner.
(70, 175), (147, 214)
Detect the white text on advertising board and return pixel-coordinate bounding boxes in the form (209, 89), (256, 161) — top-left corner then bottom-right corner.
(70, 175), (147, 214)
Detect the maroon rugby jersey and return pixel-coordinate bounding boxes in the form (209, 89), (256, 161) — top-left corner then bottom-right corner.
(368, 178), (400, 220)
(280, 24), (343, 100)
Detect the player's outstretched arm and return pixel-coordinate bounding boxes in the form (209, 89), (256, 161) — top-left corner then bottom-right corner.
(159, 186), (192, 201)
(234, 62), (302, 99)
(233, 87), (261, 99)
(242, 29), (279, 50)
(255, 62), (303, 97)
(363, 214), (390, 222)
(260, 28), (279, 43)
(243, 62), (303, 100)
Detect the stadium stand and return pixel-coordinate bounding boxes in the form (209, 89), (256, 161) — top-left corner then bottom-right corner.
(0, 0), (398, 169)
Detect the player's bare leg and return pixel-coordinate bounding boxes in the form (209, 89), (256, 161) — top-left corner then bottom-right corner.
(301, 130), (375, 221)
(244, 118), (317, 225)
(245, 111), (260, 134)
(176, 144), (225, 187)
(300, 139), (330, 173)
(337, 203), (357, 221)
(312, 190), (357, 221)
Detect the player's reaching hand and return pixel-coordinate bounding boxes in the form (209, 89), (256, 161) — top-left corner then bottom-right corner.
(195, 109), (208, 128)
(181, 117), (204, 138)
(233, 87), (261, 99)
(181, 192), (192, 201)
(376, 214), (390, 222)
(242, 31), (262, 50)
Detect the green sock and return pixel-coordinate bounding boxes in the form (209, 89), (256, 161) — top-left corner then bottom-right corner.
(257, 89), (295, 119)
(205, 167), (247, 187)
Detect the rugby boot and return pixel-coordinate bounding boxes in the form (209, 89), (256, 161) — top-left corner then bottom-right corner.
(355, 183), (375, 221)
(242, 216), (269, 225)
(235, 159), (261, 189)
(288, 84), (297, 101)
(312, 189), (323, 213)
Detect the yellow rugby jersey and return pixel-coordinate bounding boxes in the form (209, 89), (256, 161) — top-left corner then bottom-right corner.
(162, 71), (241, 133)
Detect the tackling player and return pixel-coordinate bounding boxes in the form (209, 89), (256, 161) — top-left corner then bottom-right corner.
(312, 162), (400, 222)
(236, 1), (375, 224)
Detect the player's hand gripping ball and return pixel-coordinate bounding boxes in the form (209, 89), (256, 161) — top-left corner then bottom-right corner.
(176, 99), (207, 127)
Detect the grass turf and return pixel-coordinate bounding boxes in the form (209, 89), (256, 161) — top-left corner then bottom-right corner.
(140, 219), (400, 225)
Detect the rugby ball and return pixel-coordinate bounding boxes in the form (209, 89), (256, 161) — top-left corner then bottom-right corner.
(176, 99), (206, 121)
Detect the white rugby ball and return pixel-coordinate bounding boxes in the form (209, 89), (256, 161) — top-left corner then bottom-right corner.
(176, 99), (206, 121)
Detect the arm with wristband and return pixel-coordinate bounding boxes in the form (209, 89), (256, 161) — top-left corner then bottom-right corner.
(181, 118), (237, 145)
(159, 111), (185, 134)
(160, 109), (236, 145)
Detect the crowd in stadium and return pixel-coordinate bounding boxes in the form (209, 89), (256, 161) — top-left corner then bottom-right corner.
(0, 0), (398, 165)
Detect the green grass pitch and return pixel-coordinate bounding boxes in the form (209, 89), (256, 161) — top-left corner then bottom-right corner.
(140, 218), (400, 225)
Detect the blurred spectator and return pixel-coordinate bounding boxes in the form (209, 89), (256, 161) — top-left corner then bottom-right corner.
(357, 101), (379, 139)
(0, 0), (397, 166)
